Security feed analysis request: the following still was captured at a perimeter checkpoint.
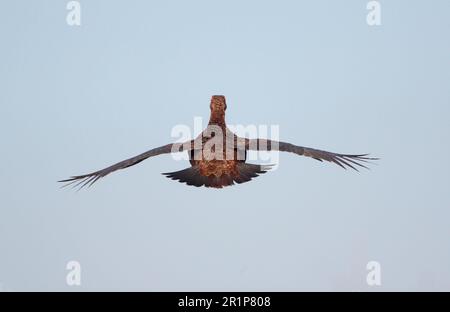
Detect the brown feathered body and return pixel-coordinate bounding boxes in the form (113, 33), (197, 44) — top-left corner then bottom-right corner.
(163, 95), (270, 188)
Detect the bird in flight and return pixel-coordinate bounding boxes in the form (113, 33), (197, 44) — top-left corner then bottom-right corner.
(59, 95), (376, 189)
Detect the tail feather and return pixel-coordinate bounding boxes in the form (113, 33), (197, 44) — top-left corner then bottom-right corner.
(163, 163), (272, 188)
(234, 163), (271, 184)
(163, 166), (207, 187)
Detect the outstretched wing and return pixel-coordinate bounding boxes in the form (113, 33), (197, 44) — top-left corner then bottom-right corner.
(59, 142), (188, 190)
(245, 139), (377, 171)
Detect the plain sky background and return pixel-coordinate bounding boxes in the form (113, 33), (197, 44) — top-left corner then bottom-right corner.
(1, 0), (449, 291)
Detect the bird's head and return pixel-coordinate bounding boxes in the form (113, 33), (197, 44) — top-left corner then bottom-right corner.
(210, 95), (227, 113)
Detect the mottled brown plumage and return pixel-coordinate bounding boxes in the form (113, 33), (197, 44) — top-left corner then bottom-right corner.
(59, 95), (377, 189)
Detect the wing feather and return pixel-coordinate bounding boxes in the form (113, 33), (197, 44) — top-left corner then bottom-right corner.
(59, 142), (188, 190)
(245, 139), (377, 171)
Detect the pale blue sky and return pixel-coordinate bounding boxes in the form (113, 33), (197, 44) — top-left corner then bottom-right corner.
(0, 0), (449, 291)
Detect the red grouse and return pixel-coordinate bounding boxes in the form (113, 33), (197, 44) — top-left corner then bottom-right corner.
(60, 95), (376, 189)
